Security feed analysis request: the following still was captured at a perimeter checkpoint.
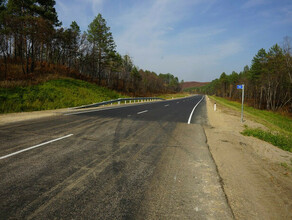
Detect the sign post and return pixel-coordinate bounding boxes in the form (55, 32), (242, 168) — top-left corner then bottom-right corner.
(237, 84), (245, 123)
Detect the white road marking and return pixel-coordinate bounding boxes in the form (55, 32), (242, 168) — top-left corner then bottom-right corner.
(65, 107), (121, 115)
(0, 134), (73, 160)
(65, 101), (155, 116)
(164, 104), (169, 107)
(177, 102), (180, 104)
(187, 96), (204, 124)
(137, 110), (148, 114)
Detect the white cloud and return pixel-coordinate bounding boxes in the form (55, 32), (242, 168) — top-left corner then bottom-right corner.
(112, 0), (242, 81)
(57, 0), (246, 81)
(56, 0), (93, 29)
(84, 0), (105, 14)
(214, 40), (243, 57)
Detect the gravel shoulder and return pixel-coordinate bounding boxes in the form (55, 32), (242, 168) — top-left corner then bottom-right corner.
(0, 108), (67, 125)
(0, 104), (135, 126)
(205, 96), (292, 219)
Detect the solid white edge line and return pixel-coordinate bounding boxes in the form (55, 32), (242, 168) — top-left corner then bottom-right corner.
(187, 96), (204, 124)
(164, 104), (169, 107)
(137, 110), (148, 114)
(0, 134), (73, 160)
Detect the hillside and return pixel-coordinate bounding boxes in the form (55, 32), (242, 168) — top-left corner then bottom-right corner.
(182, 81), (209, 89)
(0, 78), (125, 113)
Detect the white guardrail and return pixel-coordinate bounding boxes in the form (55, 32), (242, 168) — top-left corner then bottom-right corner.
(72, 97), (165, 109)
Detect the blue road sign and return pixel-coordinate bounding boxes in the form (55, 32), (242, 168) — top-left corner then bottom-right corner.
(237, 85), (243, 89)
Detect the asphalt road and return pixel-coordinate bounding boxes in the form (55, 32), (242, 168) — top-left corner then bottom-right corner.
(0, 95), (233, 219)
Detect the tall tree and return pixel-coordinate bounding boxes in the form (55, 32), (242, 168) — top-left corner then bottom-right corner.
(283, 36), (292, 83)
(5, 0), (59, 74)
(228, 71), (239, 98)
(219, 72), (228, 97)
(69, 21), (80, 69)
(0, 0), (9, 79)
(87, 13), (116, 84)
(250, 48), (268, 107)
(35, 0), (60, 26)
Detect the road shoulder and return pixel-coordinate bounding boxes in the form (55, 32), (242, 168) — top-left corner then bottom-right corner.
(137, 123), (233, 219)
(205, 96), (292, 219)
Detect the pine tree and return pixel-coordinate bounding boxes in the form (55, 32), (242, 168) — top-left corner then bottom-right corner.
(87, 13), (116, 84)
(35, 0), (60, 26)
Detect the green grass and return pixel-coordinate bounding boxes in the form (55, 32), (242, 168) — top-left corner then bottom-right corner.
(209, 96), (292, 152)
(241, 127), (292, 152)
(0, 78), (125, 113)
(209, 96), (292, 135)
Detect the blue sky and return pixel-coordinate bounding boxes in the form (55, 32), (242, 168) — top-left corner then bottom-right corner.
(56, 0), (292, 82)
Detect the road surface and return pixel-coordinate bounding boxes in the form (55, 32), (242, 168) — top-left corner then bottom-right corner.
(0, 95), (233, 219)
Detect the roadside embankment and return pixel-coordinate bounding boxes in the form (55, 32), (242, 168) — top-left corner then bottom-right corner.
(209, 96), (292, 152)
(205, 96), (292, 219)
(0, 78), (124, 114)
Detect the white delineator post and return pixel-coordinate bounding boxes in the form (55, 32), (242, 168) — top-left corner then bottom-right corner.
(214, 102), (216, 111)
(241, 84), (245, 123)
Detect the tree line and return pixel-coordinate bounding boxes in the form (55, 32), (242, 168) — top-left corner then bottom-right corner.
(193, 39), (292, 112)
(0, 0), (181, 95)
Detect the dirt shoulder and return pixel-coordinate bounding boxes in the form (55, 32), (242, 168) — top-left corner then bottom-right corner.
(0, 104), (132, 126)
(0, 108), (69, 125)
(205, 96), (292, 219)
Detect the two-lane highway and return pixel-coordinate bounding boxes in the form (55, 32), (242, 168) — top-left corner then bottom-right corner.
(0, 95), (233, 219)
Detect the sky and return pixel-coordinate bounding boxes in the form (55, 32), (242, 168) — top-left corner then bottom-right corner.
(55, 0), (292, 82)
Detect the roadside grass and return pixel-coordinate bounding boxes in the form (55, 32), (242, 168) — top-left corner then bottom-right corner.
(209, 96), (292, 152)
(158, 92), (190, 100)
(241, 126), (292, 152)
(280, 160), (292, 172)
(209, 96), (292, 134)
(0, 78), (125, 113)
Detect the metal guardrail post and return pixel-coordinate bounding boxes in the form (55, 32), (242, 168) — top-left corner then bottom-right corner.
(71, 97), (165, 109)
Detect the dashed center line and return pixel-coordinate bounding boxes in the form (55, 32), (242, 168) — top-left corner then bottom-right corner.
(0, 134), (74, 160)
(137, 110), (148, 114)
(164, 104), (169, 107)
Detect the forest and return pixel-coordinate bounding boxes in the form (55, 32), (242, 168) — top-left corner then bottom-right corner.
(193, 39), (292, 113)
(0, 0), (181, 96)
